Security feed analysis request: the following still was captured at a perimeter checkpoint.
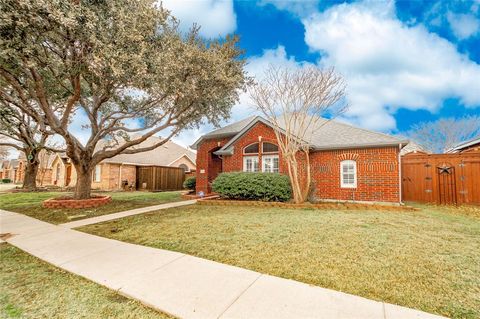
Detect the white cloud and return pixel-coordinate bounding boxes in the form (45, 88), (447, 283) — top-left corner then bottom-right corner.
(301, 0), (480, 130)
(446, 11), (480, 39)
(160, 0), (236, 38)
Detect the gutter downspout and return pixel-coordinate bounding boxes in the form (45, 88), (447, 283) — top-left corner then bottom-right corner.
(398, 143), (402, 204)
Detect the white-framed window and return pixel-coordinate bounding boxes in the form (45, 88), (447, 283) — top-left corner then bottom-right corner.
(93, 164), (101, 182)
(262, 155), (279, 173)
(243, 143), (259, 154)
(243, 156), (259, 172)
(262, 142), (279, 153)
(340, 160), (357, 188)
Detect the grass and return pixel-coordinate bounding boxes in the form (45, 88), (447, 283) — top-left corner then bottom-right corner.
(0, 244), (173, 319)
(79, 203), (480, 319)
(0, 191), (183, 224)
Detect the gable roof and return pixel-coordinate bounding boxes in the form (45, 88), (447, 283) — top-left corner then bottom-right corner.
(99, 136), (196, 167)
(447, 136), (480, 153)
(400, 141), (430, 156)
(192, 116), (407, 153)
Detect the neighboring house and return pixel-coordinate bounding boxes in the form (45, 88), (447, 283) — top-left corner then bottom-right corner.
(0, 151), (55, 185)
(51, 136), (196, 190)
(400, 141), (429, 156)
(0, 160), (12, 180)
(192, 116), (408, 204)
(447, 137), (480, 154)
(0, 158), (23, 183)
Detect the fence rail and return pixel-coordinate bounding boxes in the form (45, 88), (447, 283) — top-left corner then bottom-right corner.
(136, 166), (185, 191)
(401, 152), (480, 205)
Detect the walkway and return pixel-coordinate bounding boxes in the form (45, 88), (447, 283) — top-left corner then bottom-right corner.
(0, 209), (444, 319)
(60, 199), (197, 228)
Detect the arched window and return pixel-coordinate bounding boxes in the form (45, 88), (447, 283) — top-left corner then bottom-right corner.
(179, 164), (189, 172)
(243, 143), (259, 154)
(340, 160), (357, 188)
(243, 143), (259, 172)
(262, 142), (278, 153)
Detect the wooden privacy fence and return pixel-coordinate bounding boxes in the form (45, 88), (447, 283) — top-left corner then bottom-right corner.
(402, 153), (480, 205)
(136, 166), (185, 191)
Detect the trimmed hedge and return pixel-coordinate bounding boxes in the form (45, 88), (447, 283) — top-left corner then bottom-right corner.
(183, 176), (196, 190)
(1, 178), (12, 183)
(212, 172), (292, 202)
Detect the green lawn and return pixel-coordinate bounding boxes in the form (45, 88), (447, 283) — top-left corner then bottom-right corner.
(0, 244), (173, 319)
(79, 204), (480, 319)
(0, 191), (183, 224)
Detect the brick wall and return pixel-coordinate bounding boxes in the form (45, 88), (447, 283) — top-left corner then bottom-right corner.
(195, 137), (230, 194)
(311, 148), (400, 203)
(196, 122), (401, 203)
(91, 163), (136, 190)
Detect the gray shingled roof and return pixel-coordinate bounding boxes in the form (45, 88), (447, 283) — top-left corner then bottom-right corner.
(193, 115), (407, 152)
(305, 117), (406, 150)
(201, 116), (257, 139)
(447, 136), (480, 153)
(99, 136), (196, 166)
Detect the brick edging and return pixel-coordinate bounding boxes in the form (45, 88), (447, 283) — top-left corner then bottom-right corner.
(197, 199), (417, 211)
(42, 195), (112, 209)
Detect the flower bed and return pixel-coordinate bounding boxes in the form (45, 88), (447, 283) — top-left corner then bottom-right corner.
(42, 195), (112, 209)
(197, 198), (417, 211)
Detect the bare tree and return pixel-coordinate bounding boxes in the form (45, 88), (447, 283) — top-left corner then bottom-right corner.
(249, 65), (347, 203)
(406, 116), (480, 153)
(1, 0), (247, 199)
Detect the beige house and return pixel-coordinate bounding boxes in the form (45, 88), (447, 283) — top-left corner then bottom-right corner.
(50, 137), (196, 190)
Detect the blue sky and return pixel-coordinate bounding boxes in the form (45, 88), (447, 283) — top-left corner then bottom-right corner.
(160, 0), (480, 148)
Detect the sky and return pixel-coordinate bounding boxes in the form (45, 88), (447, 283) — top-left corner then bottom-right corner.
(7, 0), (479, 159)
(161, 0), (480, 149)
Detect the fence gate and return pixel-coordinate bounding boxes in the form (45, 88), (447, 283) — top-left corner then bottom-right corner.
(437, 163), (456, 205)
(136, 166), (185, 191)
(402, 153), (480, 205)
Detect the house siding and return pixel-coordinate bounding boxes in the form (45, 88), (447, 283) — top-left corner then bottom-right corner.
(196, 122), (401, 203)
(169, 156), (196, 171)
(311, 147), (400, 203)
(91, 163), (136, 190)
(196, 137), (231, 194)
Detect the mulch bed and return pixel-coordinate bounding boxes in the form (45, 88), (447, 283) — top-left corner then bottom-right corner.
(197, 198), (418, 211)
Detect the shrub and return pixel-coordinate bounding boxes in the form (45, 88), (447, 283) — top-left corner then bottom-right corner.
(2, 178), (12, 183)
(212, 172), (291, 202)
(183, 176), (196, 190)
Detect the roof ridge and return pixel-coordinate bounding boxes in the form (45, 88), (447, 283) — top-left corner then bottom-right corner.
(325, 117), (401, 141)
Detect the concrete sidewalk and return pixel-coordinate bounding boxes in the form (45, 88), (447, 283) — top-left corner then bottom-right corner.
(0, 209), (445, 319)
(60, 199), (197, 228)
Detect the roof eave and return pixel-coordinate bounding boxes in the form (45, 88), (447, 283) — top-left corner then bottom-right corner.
(311, 140), (409, 151)
(190, 132), (238, 150)
(448, 137), (480, 152)
(213, 147), (234, 156)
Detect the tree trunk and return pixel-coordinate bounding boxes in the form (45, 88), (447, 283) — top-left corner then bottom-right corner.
(22, 160), (39, 190)
(301, 150), (311, 202)
(73, 164), (93, 199)
(22, 148), (40, 190)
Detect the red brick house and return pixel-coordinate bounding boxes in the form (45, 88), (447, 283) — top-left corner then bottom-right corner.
(191, 116), (409, 204)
